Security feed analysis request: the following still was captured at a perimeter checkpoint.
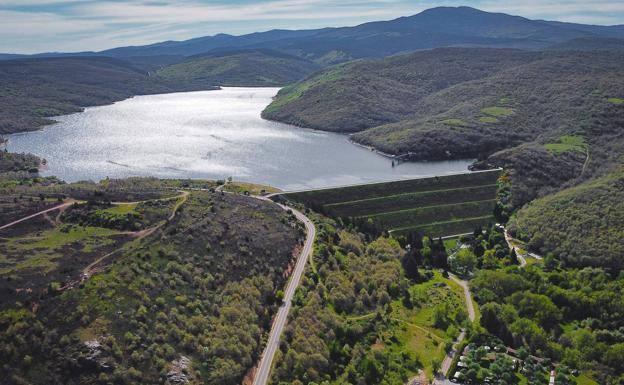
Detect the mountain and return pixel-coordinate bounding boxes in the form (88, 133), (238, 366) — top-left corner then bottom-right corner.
(263, 48), (624, 206)
(155, 49), (321, 87)
(0, 53), (26, 60)
(27, 7), (619, 64)
(3, 7), (624, 65)
(99, 29), (325, 58)
(0, 56), (212, 135)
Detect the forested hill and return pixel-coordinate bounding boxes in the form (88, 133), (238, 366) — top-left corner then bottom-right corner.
(0, 57), (214, 135)
(0, 179), (302, 384)
(155, 49), (321, 87)
(509, 167), (624, 271)
(263, 48), (624, 206)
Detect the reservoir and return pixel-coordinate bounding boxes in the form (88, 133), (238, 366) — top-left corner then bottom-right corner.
(8, 87), (473, 190)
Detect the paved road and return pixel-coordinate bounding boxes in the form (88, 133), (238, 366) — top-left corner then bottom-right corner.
(252, 200), (316, 385)
(0, 200), (74, 231)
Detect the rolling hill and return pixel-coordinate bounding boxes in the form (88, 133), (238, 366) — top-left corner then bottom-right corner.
(0, 56), (213, 135)
(264, 48), (624, 206)
(508, 167), (624, 271)
(155, 49), (321, 87)
(0, 179), (302, 385)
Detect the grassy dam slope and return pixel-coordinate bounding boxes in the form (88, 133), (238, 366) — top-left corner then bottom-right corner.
(276, 169), (502, 237)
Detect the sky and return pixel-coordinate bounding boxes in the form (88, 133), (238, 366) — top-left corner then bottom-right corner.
(1, 0), (623, 54)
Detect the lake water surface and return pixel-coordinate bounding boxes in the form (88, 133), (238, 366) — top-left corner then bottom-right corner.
(8, 87), (473, 190)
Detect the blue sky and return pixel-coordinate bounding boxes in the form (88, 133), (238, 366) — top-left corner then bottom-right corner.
(1, 0), (623, 54)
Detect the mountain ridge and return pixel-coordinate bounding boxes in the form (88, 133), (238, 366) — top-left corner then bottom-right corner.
(2, 6), (623, 62)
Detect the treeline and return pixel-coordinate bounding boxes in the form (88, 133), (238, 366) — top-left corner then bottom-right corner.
(0, 150), (41, 182)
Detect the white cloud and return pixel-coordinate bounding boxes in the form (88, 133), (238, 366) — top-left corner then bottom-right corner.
(477, 0), (624, 22)
(0, 0), (622, 53)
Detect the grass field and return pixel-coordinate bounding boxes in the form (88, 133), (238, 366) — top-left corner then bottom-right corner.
(575, 373), (599, 385)
(343, 271), (468, 380)
(280, 169), (501, 237)
(544, 135), (587, 154)
(440, 119), (467, 127)
(481, 106), (514, 117)
(479, 116), (499, 123)
(221, 181), (280, 195)
(392, 271), (468, 378)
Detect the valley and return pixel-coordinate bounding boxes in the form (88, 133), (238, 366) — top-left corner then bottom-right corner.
(1, 4), (623, 385)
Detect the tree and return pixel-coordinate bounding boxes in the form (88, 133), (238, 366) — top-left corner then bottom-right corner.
(402, 251), (420, 281)
(509, 248), (519, 265)
(432, 357), (442, 375)
(482, 249), (500, 269)
(450, 248), (477, 276)
(544, 253), (558, 271)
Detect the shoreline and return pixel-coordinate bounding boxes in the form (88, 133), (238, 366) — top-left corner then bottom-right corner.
(348, 137), (403, 159)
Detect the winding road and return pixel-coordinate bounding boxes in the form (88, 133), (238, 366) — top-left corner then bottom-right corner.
(502, 226), (542, 267)
(251, 198), (316, 385)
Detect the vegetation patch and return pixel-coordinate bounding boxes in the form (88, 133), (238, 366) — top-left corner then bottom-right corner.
(544, 135), (587, 154)
(440, 118), (467, 127)
(607, 97), (624, 105)
(479, 116), (499, 123)
(221, 181), (280, 195)
(481, 106), (515, 117)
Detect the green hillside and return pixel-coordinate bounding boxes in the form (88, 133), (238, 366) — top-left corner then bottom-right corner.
(155, 49), (320, 87)
(508, 167), (624, 271)
(0, 178), (302, 384)
(279, 169), (501, 237)
(263, 48), (624, 207)
(263, 48), (537, 132)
